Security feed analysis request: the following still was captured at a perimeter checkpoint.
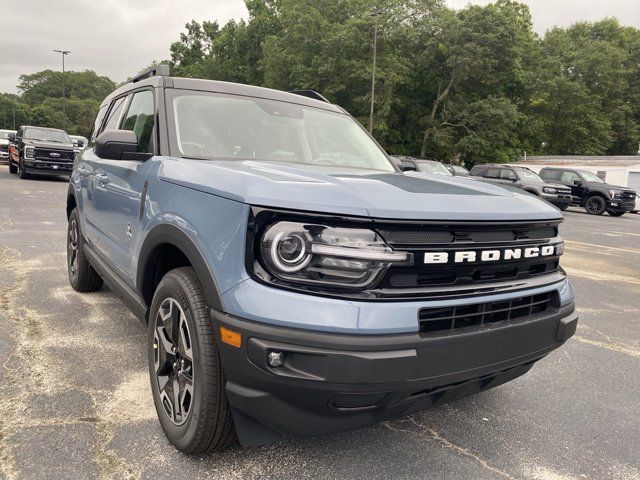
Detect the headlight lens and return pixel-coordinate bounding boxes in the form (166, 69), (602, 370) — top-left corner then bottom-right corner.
(543, 187), (557, 194)
(24, 146), (35, 159)
(259, 221), (411, 290)
(609, 189), (621, 198)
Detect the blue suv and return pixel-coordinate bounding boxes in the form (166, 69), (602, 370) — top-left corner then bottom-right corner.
(66, 66), (578, 453)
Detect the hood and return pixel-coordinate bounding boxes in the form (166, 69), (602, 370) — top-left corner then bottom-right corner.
(24, 139), (74, 150)
(544, 182), (571, 190)
(158, 158), (562, 221)
(0, 139), (9, 146)
(585, 181), (631, 191)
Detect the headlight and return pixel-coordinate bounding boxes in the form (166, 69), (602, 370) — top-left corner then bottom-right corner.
(24, 146), (35, 159)
(543, 187), (557, 194)
(258, 221), (411, 290)
(609, 190), (621, 198)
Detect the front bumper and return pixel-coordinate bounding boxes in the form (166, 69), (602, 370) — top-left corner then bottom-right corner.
(23, 161), (73, 176)
(607, 199), (636, 212)
(215, 302), (578, 444)
(542, 193), (572, 208)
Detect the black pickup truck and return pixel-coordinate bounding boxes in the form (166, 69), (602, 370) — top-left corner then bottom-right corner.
(8, 126), (75, 179)
(540, 167), (637, 216)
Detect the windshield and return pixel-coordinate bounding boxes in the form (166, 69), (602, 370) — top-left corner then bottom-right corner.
(0, 131), (13, 140)
(579, 171), (605, 183)
(169, 91), (394, 172)
(517, 169), (543, 182)
(415, 162), (452, 176)
(25, 127), (70, 143)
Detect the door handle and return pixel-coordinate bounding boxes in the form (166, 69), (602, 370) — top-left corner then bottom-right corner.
(96, 173), (110, 184)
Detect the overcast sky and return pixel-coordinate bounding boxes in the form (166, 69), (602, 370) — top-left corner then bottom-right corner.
(1, 0), (639, 94)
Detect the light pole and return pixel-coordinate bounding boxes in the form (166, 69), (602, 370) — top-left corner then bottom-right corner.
(368, 9), (382, 134)
(53, 49), (70, 130)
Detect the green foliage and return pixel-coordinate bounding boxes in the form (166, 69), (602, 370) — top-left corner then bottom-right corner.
(0, 70), (114, 137)
(2, 2), (639, 161)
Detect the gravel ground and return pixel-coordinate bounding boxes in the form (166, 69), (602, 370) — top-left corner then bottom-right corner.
(0, 168), (638, 480)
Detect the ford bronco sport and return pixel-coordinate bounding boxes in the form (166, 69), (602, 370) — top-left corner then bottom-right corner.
(66, 66), (578, 454)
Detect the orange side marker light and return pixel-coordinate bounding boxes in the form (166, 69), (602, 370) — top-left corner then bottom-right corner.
(220, 326), (242, 348)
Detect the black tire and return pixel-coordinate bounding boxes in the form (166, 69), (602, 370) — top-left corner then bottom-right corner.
(148, 267), (236, 454)
(67, 208), (103, 292)
(18, 158), (30, 179)
(607, 210), (626, 217)
(559, 204), (569, 211)
(9, 162), (17, 174)
(584, 196), (606, 215)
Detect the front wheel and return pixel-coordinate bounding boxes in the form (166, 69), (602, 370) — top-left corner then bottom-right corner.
(558, 204), (569, 211)
(584, 196), (606, 215)
(18, 158), (30, 179)
(607, 210), (626, 217)
(148, 267), (236, 454)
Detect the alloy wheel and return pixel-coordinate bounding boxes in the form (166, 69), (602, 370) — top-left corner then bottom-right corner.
(153, 297), (194, 426)
(586, 198), (602, 214)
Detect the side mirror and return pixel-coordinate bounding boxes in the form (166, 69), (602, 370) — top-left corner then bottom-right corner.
(95, 130), (152, 160)
(573, 180), (583, 186)
(8, 133), (15, 142)
(77, 139), (85, 148)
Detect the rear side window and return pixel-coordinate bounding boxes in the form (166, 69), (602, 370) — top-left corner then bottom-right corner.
(485, 168), (501, 179)
(541, 169), (561, 181)
(470, 166), (485, 175)
(120, 90), (155, 153)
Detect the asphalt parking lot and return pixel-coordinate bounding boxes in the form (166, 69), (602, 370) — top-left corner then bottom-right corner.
(0, 169), (638, 480)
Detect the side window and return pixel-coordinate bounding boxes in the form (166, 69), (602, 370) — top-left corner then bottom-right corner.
(501, 169), (517, 181)
(90, 104), (109, 143)
(561, 171), (580, 184)
(485, 168), (500, 179)
(120, 90), (155, 153)
(470, 166), (485, 176)
(541, 169), (561, 181)
(16, 127), (23, 139)
(102, 96), (128, 134)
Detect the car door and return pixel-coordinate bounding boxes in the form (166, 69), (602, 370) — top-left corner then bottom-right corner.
(500, 169), (520, 187)
(90, 89), (157, 283)
(480, 167), (503, 185)
(80, 96), (129, 244)
(560, 170), (585, 203)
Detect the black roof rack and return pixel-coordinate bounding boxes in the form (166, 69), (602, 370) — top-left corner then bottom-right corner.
(131, 64), (171, 83)
(288, 89), (330, 103)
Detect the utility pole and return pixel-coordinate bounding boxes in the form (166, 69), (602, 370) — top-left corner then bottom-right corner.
(53, 49), (71, 130)
(368, 9), (382, 134)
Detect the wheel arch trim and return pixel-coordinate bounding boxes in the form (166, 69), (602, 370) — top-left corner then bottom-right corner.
(136, 223), (224, 312)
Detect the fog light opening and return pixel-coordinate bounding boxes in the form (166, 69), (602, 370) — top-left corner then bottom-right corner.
(267, 351), (285, 368)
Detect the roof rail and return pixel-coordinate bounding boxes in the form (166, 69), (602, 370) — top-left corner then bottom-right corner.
(131, 64), (171, 83)
(288, 89), (330, 103)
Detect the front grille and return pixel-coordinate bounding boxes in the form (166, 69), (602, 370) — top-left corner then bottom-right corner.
(621, 191), (636, 200)
(375, 221), (562, 292)
(419, 291), (558, 333)
(34, 148), (74, 162)
(386, 258), (559, 288)
(0, 145), (8, 153)
(379, 225), (557, 246)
